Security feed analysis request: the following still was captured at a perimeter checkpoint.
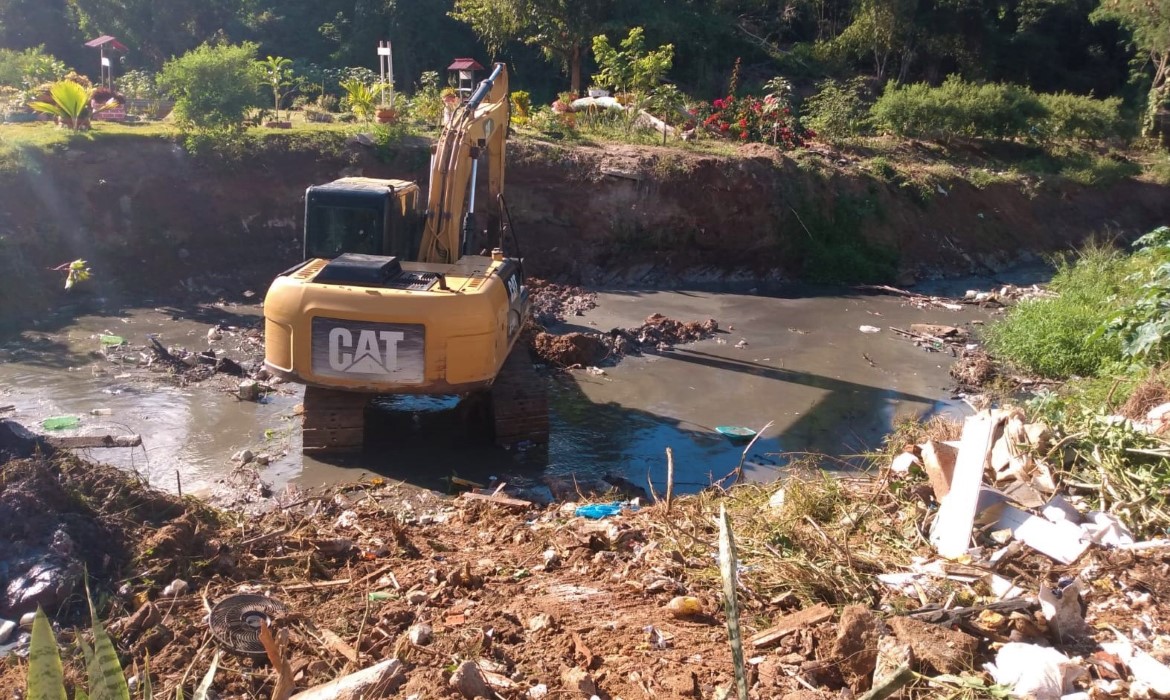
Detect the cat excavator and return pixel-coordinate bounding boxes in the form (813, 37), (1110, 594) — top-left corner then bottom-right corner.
(262, 63), (548, 453)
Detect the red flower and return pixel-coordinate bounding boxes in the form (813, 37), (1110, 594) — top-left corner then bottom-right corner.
(719, 122), (730, 132)
(713, 98), (724, 109)
(740, 131), (749, 140)
(738, 118), (747, 128)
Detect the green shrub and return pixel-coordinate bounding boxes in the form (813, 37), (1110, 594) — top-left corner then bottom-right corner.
(871, 76), (1132, 143)
(801, 77), (870, 141)
(985, 246), (1136, 378)
(408, 70), (442, 128)
(158, 41), (263, 130)
(510, 90), (531, 124)
(0, 46), (66, 90)
(871, 76), (1045, 140)
(1038, 92), (1128, 140)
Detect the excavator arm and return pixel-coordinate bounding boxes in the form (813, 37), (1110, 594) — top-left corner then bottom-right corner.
(418, 63), (510, 265)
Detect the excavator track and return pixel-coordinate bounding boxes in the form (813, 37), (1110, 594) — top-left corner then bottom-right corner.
(301, 387), (371, 454)
(490, 344), (549, 449)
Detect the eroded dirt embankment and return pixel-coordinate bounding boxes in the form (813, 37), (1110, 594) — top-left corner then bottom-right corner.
(1, 135), (1167, 322)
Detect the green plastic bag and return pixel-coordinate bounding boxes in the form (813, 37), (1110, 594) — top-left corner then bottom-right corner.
(41, 416), (80, 430)
(99, 335), (125, 346)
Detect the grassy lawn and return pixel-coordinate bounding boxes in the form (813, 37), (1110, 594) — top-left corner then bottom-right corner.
(0, 114), (1165, 186)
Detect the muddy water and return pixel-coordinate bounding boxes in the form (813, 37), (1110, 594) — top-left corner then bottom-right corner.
(0, 288), (983, 499)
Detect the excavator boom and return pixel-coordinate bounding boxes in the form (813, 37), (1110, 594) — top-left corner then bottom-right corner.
(418, 63), (509, 264)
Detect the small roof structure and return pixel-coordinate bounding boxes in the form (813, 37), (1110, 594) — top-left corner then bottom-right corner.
(447, 58), (483, 71)
(85, 36), (128, 52)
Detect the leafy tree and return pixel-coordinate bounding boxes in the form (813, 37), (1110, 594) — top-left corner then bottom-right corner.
(71, 0), (245, 66)
(157, 41), (263, 130)
(832, 0), (918, 83)
(591, 27), (674, 95)
(1093, 0), (1170, 138)
(258, 55), (296, 120)
(451, 0), (614, 94)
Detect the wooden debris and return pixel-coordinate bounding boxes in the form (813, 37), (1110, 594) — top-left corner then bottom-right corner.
(282, 579), (352, 592)
(291, 659), (403, 700)
(930, 413), (1003, 558)
(457, 491), (532, 510)
(748, 603), (833, 649)
(319, 628), (360, 665)
(44, 434), (143, 448)
(919, 440), (957, 499)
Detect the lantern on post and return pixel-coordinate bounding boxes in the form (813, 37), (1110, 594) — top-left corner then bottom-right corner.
(84, 36), (128, 90)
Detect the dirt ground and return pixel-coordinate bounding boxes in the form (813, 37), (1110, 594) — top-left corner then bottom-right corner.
(3, 433), (1169, 700)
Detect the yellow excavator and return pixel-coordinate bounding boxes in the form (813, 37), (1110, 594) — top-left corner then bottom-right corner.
(263, 63), (547, 453)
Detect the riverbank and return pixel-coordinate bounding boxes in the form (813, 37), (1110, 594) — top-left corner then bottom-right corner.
(1, 124), (1168, 326)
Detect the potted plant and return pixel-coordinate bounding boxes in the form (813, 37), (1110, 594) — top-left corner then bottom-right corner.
(552, 91), (577, 114)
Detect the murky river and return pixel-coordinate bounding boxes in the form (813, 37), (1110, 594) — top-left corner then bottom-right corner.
(0, 286), (988, 499)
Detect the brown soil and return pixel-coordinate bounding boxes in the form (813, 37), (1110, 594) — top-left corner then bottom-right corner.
(2, 444), (1169, 699)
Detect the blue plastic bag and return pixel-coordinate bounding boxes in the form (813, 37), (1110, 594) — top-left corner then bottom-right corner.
(575, 502), (626, 519)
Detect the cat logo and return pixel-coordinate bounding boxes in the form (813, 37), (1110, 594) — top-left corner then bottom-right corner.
(328, 328), (404, 374)
(505, 272), (520, 301)
(311, 318), (425, 383)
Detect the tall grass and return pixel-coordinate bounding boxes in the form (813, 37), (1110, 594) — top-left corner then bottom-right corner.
(984, 244), (1138, 378)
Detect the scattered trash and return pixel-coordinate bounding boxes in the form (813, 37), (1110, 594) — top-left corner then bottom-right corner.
(985, 643), (1086, 700)
(664, 596), (703, 618)
(99, 334), (125, 346)
(574, 502), (633, 519)
(40, 416), (80, 431)
(161, 579), (189, 597)
(859, 325), (882, 333)
(715, 425), (757, 444)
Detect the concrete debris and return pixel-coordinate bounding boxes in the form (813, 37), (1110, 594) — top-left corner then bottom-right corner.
(407, 623), (433, 646)
(560, 667), (599, 698)
(449, 660), (491, 699)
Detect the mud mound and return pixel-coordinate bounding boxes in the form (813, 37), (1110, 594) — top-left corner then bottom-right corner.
(527, 278), (597, 325)
(636, 313), (718, 345)
(530, 331), (608, 367)
(0, 433), (209, 622)
(530, 314), (719, 367)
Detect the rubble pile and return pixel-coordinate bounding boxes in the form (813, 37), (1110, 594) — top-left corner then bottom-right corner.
(530, 314), (719, 367)
(526, 278), (598, 326)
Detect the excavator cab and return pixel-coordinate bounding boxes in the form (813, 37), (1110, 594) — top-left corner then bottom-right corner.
(303, 178), (421, 261)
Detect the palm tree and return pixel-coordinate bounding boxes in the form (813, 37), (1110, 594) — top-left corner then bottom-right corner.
(28, 80), (116, 130)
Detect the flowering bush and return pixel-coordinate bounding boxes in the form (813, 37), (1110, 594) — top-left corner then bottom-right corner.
(700, 93), (811, 149)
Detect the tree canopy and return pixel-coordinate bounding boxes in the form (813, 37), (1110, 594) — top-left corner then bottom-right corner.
(0, 0), (1159, 116)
